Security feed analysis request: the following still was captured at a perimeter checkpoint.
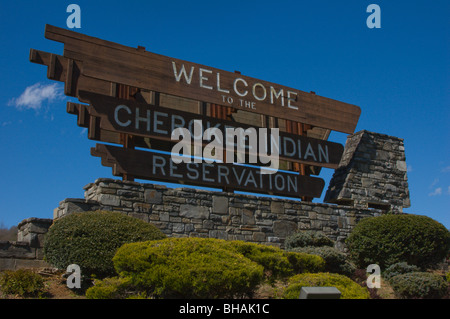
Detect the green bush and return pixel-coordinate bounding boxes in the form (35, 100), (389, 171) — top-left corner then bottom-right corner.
(44, 211), (166, 279)
(288, 246), (356, 276)
(383, 262), (421, 282)
(0, 269), (46, 297)
(102, 238), (265, 299)
(85, 277), (136, 299)
(227, 241), (325, 280)
(446, 272), (450, 283)
(346, 214), (450, 269)
(389, 272), (448, 299)
(282, 272), (370, 299)
(87, 238), (325, 299)
(284, 230), (334, 249)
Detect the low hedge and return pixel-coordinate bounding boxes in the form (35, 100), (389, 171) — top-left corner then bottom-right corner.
(86, 238), (325, 299)
(44, 211), (166, 279)
(389, 272), (448, 299)
(284, 230), (334, 249)
(288, 246), (356, 276)
(346, 214), (450, 268)
(282, 272), (370, 299)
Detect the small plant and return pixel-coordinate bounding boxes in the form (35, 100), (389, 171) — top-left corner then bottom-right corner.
(288, 246), (356, 276)
(383, 262), (421, 282)
(85, 277), (135, 299)
(282, 272), (370, 299)
(0, 269), (46, 298)
(228, 241), (325, 280)
(389, 272), (448, 299)
(284, 230), (334, 249)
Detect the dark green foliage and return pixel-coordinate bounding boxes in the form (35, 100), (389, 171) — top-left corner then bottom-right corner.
(383, 262), (421, 282)
(0, 269), (45, 297)
(288, 246), (356, 276)
(346, 214), (450, 269)
(43, 211), (166, 278)
(282, 272), (370, 299)
(284, 230), (334, 249)
(389, 272), (448, 299)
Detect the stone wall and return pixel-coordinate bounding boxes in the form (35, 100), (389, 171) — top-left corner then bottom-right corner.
(325, 130), (410, 212)
(0, 218), (52, 271)
(54, 178), (383, 251)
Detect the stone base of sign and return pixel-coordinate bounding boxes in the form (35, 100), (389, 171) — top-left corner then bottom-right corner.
(325, 130), (410, 212)
(52, 178), (383, 251)
(0, 218), (52, 271)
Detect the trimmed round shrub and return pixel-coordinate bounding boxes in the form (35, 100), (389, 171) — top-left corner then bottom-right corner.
(107, 238), (265, 298)
(289, 246), (356, 276)
(383, 262), (421, 282)
(284, 230), (334, 249)
(346, 214), (450, 269)
(0, 269), (45, 297)
(44, 211), (166, 278)
(282, 272), (370, 299)
(390, 272), (448, 299)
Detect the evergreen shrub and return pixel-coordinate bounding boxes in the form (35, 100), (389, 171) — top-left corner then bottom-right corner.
(87, 238), (325, 299)
(389, 272), (448, 299)
(289, 246), (356, 276)
(383, 262), (420, 282)
(108, 238), (265, 298)
(346, 214), (450, 268)
(43, 211), (166, 278)
(284, 230), (334, 249)
(0, 269), (45, 297)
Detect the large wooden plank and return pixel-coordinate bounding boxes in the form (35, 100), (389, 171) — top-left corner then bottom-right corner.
(77, 91), (344, 169)
(91, 143), (325, 198)
(42, 24), (361, 134)
(29, 49), (111, 97)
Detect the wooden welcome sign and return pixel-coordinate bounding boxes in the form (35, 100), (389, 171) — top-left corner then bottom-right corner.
(30, 24), (361, 199)
(72, 91), (344, 169)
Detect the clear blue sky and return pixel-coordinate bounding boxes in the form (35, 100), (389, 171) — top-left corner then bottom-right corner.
(0, 1), (448, 229)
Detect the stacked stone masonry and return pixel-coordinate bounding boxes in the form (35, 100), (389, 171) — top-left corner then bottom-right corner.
(0, 218), (52, 271)
(325, 130), (410, 212)
(54, 178), (383, 251)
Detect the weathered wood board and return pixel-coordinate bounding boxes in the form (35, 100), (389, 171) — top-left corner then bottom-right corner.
(91, 143), (325, 198)
(32, 24), (360, 134)
(72, 91), (344, 169)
